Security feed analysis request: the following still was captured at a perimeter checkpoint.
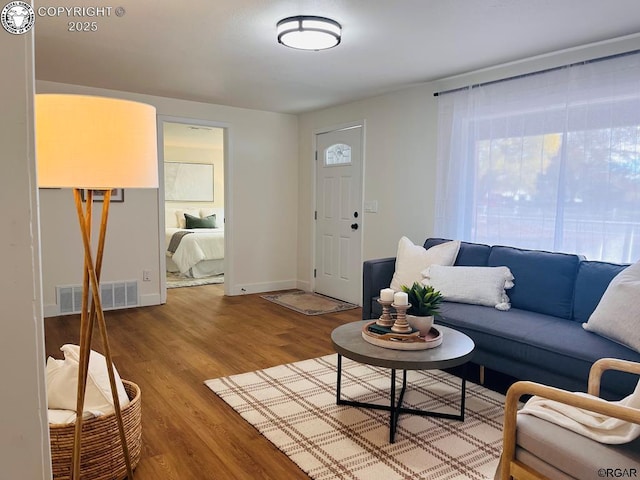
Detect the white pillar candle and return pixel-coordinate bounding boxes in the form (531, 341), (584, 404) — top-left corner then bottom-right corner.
(393, 291), (408, 306)
(380, 288), (394, 302)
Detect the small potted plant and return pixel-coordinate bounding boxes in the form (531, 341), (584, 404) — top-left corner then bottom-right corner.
(400, 282), (443, 335)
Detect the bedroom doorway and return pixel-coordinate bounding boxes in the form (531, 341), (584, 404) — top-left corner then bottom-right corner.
(157, 116), (230, 302)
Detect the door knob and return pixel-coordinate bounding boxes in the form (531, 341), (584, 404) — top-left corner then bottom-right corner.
(351, 223), (359, 230)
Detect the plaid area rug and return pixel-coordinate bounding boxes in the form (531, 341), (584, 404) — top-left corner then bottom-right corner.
(261, 290), (358, 315)
(205, 354), (505, 480)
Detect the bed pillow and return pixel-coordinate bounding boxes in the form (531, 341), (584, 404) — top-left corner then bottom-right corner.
(422, 265), (514, 310)
(185, 213), (216, 229)
(583, 261), (640, 352)
(175, 209), (200, 228)
(46, 344), (130, 417)
(389, 237), (460, 291)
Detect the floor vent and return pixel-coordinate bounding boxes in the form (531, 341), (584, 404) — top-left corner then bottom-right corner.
(56, 280), (139, 315)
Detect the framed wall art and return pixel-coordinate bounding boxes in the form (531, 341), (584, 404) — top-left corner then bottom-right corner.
(80, 188), (125, 203)
(164, 162), (214, 202)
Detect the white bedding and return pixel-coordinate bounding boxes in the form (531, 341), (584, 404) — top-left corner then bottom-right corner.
(166, 227), (224, 276)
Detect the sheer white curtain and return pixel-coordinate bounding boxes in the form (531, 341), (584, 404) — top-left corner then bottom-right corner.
(435, 52), (640, 263)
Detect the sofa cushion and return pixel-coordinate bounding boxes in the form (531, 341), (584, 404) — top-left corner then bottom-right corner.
(573, 260), (629, 323)
(488, 246), (580, 319)
(424, 238), (491, 266)
(436, 302), (640, 397)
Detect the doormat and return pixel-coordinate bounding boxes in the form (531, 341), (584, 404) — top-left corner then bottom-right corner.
(261, 290), (358, 315)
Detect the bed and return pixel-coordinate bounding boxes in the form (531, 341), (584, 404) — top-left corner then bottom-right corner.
(165, 208), (224, 278)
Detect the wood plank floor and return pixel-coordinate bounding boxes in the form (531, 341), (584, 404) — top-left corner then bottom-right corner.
(44, 285), (360, 480)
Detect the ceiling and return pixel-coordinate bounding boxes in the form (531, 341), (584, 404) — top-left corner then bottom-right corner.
(163, 122), (224, 150)
(34, 0), (640, 114)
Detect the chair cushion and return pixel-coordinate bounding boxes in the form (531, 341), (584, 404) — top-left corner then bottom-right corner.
(515, 414), (640, 480)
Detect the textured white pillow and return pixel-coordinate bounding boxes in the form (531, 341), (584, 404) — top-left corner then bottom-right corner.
(175, 209), (200, 229)
(422, 265), (515, 310)
(46, 345), (130, 418)
(389, 237), (461, 291)
(583, 261), (640, 352)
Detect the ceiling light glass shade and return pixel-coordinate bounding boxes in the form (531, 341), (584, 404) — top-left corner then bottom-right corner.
(36, 94), (158, 189)
(277, 16), (341, 51)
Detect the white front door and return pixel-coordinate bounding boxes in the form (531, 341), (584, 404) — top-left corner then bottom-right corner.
(315, 125), (363, 305)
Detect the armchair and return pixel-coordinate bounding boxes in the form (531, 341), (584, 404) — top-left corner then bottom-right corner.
(498, 358), (640, 480)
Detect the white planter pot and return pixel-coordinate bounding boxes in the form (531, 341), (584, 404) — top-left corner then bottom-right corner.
(406, 315), (434, 336)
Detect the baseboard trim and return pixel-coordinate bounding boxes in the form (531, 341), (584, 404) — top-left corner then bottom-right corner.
(43, 303), (59, 318)
(140, 293), (162, 307)
(230, 279), (297, 296)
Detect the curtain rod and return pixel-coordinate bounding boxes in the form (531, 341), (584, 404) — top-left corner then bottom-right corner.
(433, 49), (640, 97)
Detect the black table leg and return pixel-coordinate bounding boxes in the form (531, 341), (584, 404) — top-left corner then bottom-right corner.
(389, 369), (396, 442)
(336, 354), (342, 405)
(336, 360), (468, 443)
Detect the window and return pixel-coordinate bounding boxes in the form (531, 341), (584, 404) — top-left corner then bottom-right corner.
(325, 143), (351, 165)
(435, 52), (640, 263)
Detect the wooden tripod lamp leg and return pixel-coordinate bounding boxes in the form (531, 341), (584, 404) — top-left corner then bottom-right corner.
(71, 188), (134, 480)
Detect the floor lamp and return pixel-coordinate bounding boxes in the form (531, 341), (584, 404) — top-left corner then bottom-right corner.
(36, 94), (158, 479)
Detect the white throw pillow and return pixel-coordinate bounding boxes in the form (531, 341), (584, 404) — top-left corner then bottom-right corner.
(583, 261), (640, 352)
(422, 265), (514, 310)
(175, 209), (200, 229)
(389, 237), (461, 291)
(46, 345), (130, 418)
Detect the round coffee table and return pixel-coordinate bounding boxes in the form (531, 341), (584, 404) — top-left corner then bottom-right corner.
(331, 321), (475, 443)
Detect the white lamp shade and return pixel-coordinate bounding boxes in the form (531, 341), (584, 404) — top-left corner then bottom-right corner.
(36, 94), (158, 189)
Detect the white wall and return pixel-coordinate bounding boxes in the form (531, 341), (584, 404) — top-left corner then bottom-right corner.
(0, 27), (51, 479)
(297, 35), (640, 290)
(297, 86), (439, 288)
(38, 80), (299, 315)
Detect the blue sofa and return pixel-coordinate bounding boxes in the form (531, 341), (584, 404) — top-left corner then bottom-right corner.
(362, 238), (640, 399)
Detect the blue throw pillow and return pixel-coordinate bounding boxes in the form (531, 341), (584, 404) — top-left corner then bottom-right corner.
(488, 246), (581, 319)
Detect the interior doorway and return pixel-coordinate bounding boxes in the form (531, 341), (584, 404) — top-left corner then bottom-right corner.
(157, 116), (230, 302)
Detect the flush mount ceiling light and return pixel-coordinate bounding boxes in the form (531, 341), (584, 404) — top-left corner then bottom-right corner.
(277, 16), (341, 51)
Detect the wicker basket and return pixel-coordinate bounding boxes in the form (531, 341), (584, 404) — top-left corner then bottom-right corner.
(50, 380), (142, 480)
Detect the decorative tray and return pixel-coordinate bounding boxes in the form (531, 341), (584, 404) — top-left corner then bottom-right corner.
(361, 321), (443, 351)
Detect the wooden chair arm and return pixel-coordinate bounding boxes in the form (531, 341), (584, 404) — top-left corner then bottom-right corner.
(588, 358), (640, 397)
(499, 380), (640, 480)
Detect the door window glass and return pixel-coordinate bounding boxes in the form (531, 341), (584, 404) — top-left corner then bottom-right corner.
(325, 143), (351, 166)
